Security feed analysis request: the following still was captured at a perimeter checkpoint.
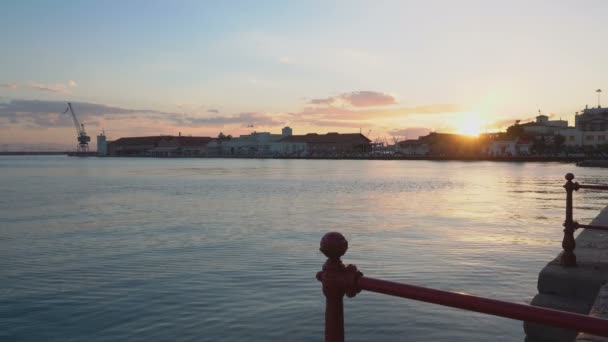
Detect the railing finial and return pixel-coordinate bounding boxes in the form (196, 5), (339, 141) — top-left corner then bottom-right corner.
(319, 232), (348, 260)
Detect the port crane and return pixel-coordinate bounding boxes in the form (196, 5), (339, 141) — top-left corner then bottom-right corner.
(63, 102), (90, 153)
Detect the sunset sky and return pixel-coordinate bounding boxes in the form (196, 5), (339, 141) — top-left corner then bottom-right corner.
(1, 0), (607, 150)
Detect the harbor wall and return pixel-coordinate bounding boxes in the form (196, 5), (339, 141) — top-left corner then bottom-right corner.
(524, 206), (608, 342)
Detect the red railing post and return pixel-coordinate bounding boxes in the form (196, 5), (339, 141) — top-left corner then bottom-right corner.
(316, 232), (362, 342)
(562, 173), (579, 267)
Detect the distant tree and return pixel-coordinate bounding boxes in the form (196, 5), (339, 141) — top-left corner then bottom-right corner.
(506, 120), (524, 138)
(217, 132), (232, 140)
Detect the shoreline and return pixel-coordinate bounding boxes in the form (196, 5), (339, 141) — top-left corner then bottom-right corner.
(0, 151), (597, 163)
(4, 152), (608, 165)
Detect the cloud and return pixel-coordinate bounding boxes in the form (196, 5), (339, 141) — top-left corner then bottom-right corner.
(301, 120), (366, 128)
(487, 116), (537, 130)
(341, 91), (397, 107)
(187, 112), (281, 127)
(294, 103), (464, 121)
(0, 99), (176, 128)
(309, 91), (397, 107)
(207, 109), (219, 113)
(30, 83), (70, 94)
(0, 99), (161, 117)
(2, 81), (78, 93)
(0, 99), (281, 129)
(28, 80), (79, 94)
(309, 97), (335, 106)
(278, 57), (293, 65)
(387, 127), (432, 139)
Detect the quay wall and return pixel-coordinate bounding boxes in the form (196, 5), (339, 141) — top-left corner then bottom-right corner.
(96, 154), (589, 162)
(525, 206), (608, 342)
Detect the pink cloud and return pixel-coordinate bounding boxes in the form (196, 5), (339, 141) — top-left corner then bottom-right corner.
(387, 127), (432, 139)
(29, 80), (79, 94)
(308, 91), (397, 107)
(30, 83), (71, 94)
(1, 83), (17, 89)
(341, 91), (396, 107)
(295, 103), (463, 121)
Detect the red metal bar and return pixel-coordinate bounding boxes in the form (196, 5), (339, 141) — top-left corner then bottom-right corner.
(317, 232), (608, 341)
(577, 184), (608, 190)
(576, 223), (608, 231)
(358, 276), (608, 337)
(562, 173), (577, 267)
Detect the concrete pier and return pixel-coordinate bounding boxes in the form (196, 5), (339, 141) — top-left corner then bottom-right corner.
(525, 206), (608, 342)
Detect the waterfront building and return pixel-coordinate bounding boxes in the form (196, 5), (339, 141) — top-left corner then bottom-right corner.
(211, 131), (284, 156)
(556, 106), (608, 147)
(558, 127), (608, 147)
(522, 114), (568, 136)
(416, 132), (479, 156)
(279, 132), (371, 157)
(107, 136), (165, 156)
(497, 106), (608, 149)
(487, 137), (532, 156)
(107, 135), (213, 157)
(148, 136), (214, 157)
(281, 126), (293, 137)
(395, 139), (429, 156)
(96, 132), (108, 156)
(575, 105), (608, 131)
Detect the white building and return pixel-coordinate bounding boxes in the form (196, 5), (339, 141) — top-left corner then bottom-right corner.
(559, 127), (608, 147)
(97, 132), (108, 156)
(211, 127), (294, 156)
(522, 114), (568, 136)
(514, 108), (608, 148)
(558, 106), (608, 147)
(488, 138), (532, 156)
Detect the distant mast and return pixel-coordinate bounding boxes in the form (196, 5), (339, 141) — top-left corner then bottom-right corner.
(597, 89), (603, 108)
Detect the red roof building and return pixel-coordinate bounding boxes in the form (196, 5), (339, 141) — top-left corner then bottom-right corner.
(107, 136), (213, 156)
(279, 133), (371, 156)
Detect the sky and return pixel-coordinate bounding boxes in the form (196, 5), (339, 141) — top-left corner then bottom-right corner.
(1, 0), (607, 150)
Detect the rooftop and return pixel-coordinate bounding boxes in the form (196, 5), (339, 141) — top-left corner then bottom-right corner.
(280, 133), (371, 144)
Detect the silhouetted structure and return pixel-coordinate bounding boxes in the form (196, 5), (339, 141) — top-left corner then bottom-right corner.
(575, 106), (608, 131)
(107, 136), (213, 156)
(279, 133), (371, 156)
(64, 103), (91, 154)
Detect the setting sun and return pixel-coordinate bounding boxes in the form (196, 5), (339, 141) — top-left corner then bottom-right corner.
(455, 115), (484, 137)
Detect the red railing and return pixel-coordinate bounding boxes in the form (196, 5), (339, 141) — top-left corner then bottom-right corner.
(316, 231), (608, 342)
(561, 173), (608, 267)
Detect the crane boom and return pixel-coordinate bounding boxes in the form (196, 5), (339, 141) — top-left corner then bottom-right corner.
(63, 102), (90, 154)
(65, 102), (84, 134)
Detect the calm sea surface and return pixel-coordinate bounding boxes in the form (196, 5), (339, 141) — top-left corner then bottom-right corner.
(1, 156), (607, 341)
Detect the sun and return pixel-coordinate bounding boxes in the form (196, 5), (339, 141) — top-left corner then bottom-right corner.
(455, 116), (484, 137)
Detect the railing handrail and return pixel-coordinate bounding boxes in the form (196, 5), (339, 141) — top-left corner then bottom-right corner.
(576, 184), (608, 191)
(562, 173), (608, 266)
(358, 276), (608, 336)
(317, 231), (608, 342)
